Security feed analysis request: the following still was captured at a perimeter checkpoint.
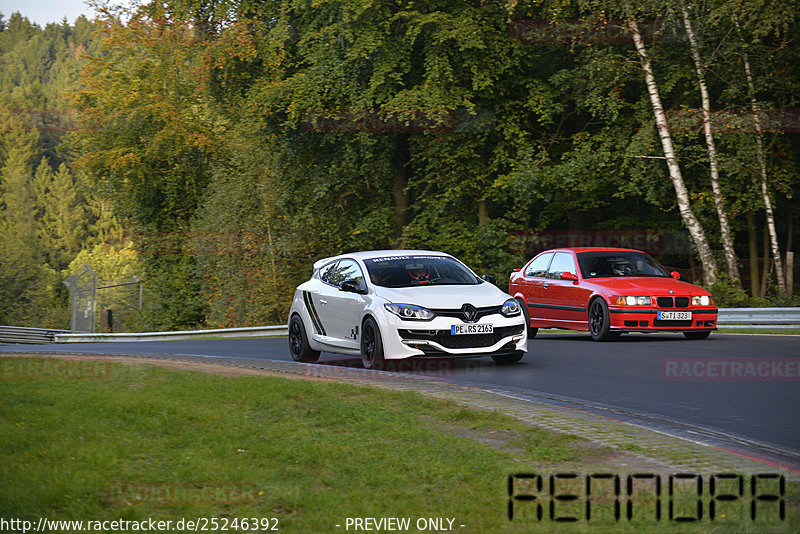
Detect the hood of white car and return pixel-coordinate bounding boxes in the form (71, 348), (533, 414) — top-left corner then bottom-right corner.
(374, 282), (511, 309)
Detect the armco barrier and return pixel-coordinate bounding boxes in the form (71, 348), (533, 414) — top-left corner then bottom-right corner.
(0, 326), (70, 344)
(3, 308), (798, 345)
(53, 325), (288, 343)
(716, 307), (800, 330)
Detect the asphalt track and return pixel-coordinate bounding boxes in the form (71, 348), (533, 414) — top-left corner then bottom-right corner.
(3, 332), (799, 465)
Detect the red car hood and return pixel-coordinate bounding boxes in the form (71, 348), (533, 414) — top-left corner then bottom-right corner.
(589, 277), (710, 296)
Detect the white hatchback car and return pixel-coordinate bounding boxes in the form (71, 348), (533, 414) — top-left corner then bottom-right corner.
(288, 250), (528, 369)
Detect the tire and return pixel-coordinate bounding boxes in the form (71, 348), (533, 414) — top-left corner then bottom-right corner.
(361, 316), (386, 370)
(683, 331), (711, 340)
(588, 298), (612, 341)
(517, 298), (538, 339)
(492, 351), (524, 365)
(288, 314), (320, 363)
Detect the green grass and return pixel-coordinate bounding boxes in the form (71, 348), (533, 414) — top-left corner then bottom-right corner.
(1, 357), (797, 533)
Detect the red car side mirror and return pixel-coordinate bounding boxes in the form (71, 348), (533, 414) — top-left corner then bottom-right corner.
(671, 271), (681, 280)
(513, 268), (521, 272)
(560, 272), (578, 281)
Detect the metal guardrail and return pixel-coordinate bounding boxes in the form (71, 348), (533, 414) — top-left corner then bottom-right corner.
(0, 326), (71, 344)
(716, 308), (800, 330)
(2, 308), (797, 345)
(54, 325), (288, 343)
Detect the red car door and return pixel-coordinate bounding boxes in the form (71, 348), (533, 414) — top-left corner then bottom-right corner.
(541, 251), (591, 328)
(515, 252), (554, 323)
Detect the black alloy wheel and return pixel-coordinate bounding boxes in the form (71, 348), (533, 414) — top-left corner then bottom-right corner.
(588, 298), (612, 341)
(289, 314), (320, 362)
(360, 316), (385, 370)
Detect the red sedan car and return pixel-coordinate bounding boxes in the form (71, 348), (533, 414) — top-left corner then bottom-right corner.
(509, 248), (718, 341)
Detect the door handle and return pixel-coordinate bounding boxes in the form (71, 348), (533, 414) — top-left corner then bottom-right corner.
(319, 299), (328, 305)
(542, 282), (549, 288)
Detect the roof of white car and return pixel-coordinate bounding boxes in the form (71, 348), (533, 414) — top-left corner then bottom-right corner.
(312, 250), (450, 270)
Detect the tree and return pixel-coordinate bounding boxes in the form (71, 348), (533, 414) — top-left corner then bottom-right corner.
(625, 11), (718, 284)
(33, 159), (86, 271)
(680, 4), (741, 285)
(72, 4), (224, 329)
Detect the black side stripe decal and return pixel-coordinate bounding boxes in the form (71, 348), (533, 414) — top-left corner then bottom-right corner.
(303, 291), (326, 336)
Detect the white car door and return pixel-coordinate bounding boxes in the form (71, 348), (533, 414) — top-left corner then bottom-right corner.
(317, 258), (366, 350)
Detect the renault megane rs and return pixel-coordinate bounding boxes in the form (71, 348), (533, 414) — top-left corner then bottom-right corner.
(288, 250), (528, 368)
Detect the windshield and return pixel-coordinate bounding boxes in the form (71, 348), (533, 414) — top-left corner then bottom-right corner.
(577, 251), (670, 279)
(364, 255), (481, 288)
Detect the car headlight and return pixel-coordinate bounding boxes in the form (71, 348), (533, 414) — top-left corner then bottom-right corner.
(384, 303), (435, 320)
(692, 295), (713, 306)
(614, 296), (652, 305)
(501, 299), (521, 317)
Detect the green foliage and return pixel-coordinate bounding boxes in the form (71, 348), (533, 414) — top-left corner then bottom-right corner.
(706, 273), (766, 308)
(3, 1), (800, 329)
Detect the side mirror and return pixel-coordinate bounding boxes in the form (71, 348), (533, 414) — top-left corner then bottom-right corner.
(340, 280), (366, 294)
(560, 272), (578, 281)
(671, 271), (681, 280)
(513, 268), (521, 273)
(481, 274), (497, 285)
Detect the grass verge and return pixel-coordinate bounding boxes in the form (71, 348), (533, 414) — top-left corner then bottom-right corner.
(1, 356), (797, 533)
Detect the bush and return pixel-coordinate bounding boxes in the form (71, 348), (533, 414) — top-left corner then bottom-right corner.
(705, 274), (768, 308)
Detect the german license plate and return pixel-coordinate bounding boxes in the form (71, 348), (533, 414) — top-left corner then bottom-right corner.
(658, 311), (691, 320)
(451, 324), (494, 335)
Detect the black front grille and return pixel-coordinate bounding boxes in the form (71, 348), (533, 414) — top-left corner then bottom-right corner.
(399, 325), (524, 349)
(657, 296), (690, 308)
(429, 305), (502, 323)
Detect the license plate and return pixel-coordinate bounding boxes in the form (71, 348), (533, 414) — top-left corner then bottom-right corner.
(451, 324), (494, 335)
(658, 311), (691, 320)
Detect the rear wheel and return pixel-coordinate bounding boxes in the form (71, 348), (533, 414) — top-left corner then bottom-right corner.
(517, 298), (538, 339)
(588, 298), (612, 341)
(492, 351), (524, 365)
(361, 316), (385, 370)
(289, 315), (320, 363)
(683, 331), (711, 340)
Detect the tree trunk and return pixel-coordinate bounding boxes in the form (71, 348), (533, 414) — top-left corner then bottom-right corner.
(747, 211), (759, 297)
(478, 199), (489, 225)
(760, 222), (769, 298)
(682, 7), (740, 286)
(736, 20), (785, 292)
(627, 15), (717, 285)
(391, 135), (411, 238)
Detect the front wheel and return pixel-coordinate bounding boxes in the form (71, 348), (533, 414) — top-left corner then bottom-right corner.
(492, 351), (524, 365)
(361, 316), (386, 370)
(517, 298), (538, 339)
(588, 299), (613, 341)
(683, 331), (711, 340)
(289, 315), (320, 362)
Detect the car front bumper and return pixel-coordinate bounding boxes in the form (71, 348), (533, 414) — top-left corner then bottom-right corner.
(377, 313), (528, 360)
(608, 307), (718, 331)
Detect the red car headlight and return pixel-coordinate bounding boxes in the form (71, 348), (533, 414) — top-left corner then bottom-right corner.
(613, 296), (652, 306)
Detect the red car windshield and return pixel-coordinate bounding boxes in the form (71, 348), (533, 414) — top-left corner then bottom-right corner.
(577, 251), (670, 279)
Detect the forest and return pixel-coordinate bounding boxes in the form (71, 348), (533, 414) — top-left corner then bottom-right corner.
(0, 0), (797, 332)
